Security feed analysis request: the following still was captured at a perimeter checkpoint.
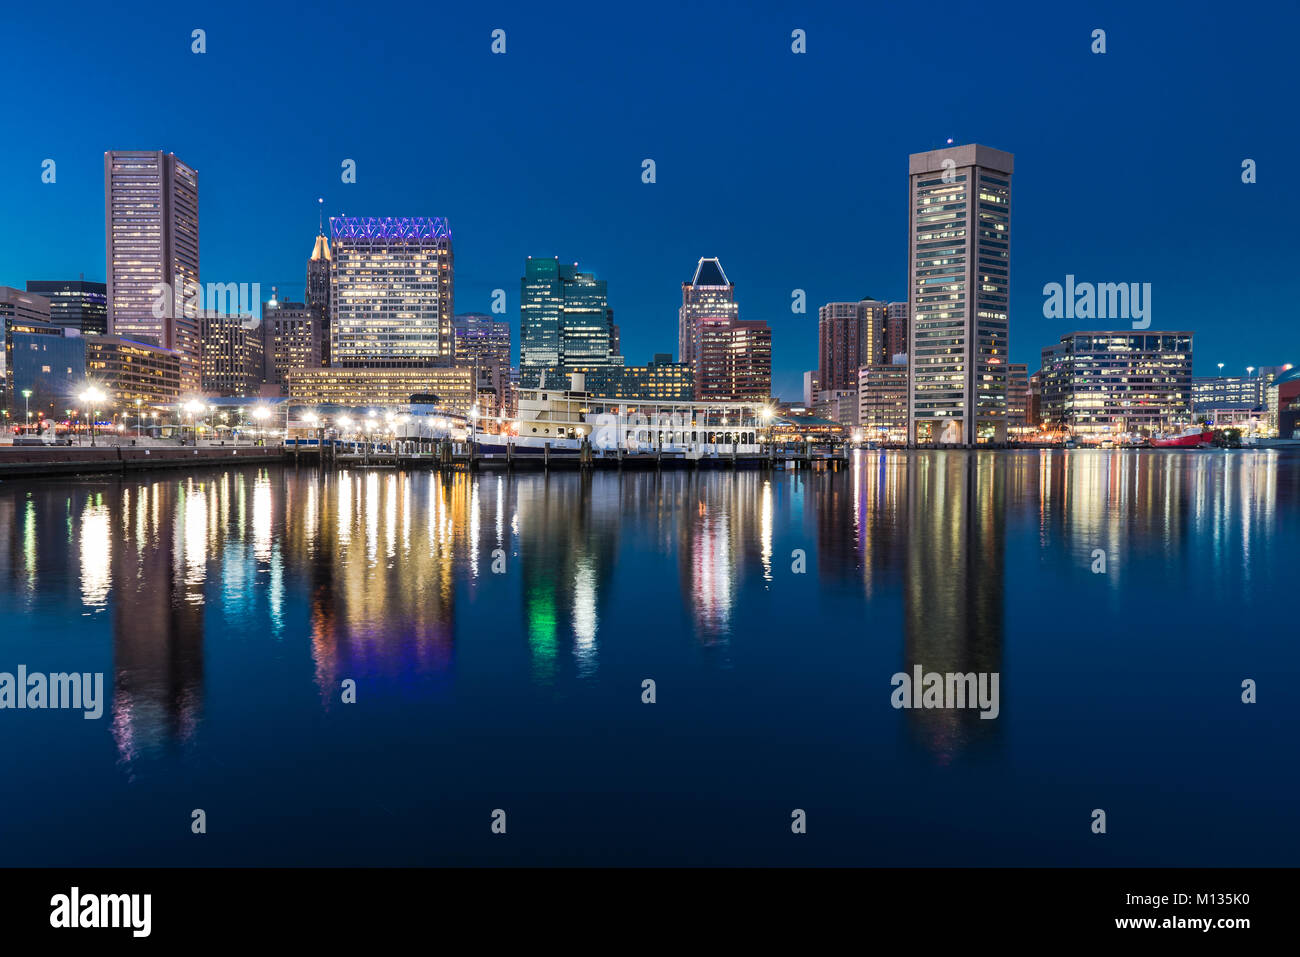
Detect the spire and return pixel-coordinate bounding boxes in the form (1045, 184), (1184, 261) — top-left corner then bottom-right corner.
(310, 198), (331, 261)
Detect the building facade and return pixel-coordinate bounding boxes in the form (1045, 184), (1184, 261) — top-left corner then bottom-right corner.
(696, 318), (772, 402)
(1039, 332), (1194, 435)
(104, 150), (200, 391)
(285, 366), (474, 410)
(557, 354), (694, 402)
(814, 388), (859, 427)
(307, 231), (332, 366)
(858, 364), (909, 444)
(519, 257), (618, 388)
(907, 143), (1013, 446)
(818, 299), (887, 393)
(330, 216), (453, 368)
(200, 313), (264, 397)
(25, 279), (108, 335)
(885, 301), (909, 363)
(2, 287), (53, 414)
(679, 257), (740, 375)
(9, 322), (85, 424)
(262, 291), (321, 394)
(1007, 363), (1029, 428)
(85, 334), (183, 408)
(453, 312), (512, 409)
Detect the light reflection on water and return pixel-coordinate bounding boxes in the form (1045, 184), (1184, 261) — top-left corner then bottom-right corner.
(0, 449), (1296, 865)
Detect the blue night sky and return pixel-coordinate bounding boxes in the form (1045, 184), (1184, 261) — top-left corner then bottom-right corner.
(2, 0), (1296, 399)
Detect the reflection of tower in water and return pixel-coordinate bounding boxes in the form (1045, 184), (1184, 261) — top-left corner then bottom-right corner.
(110, 479), (206, 762)
(677, 472), (772, 647)
(902, 453), (1006, 761)
(303, 470), (462, 703)
(516, 472), (621, 684)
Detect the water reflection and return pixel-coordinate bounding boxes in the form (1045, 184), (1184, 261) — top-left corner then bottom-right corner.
(0, 451), (1290, 765)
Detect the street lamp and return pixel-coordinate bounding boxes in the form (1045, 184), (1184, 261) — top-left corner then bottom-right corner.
(135, 398), (142, 439)
(184, 399), (205, 446)
(21, 389), (32, 433)
(79, 387), (106, 447)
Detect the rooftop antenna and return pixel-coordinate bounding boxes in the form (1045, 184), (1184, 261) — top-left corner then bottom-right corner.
(318, 197), (324, 234)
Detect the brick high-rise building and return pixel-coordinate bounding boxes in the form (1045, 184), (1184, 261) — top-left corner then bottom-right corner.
(104, 150), (200, 391)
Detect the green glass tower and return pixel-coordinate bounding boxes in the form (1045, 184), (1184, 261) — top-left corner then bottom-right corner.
(520, 257), (619, 388)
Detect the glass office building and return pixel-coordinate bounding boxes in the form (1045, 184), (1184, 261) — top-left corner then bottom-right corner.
(519, 257), (618, 388)
(1040, 332), (1194, 435)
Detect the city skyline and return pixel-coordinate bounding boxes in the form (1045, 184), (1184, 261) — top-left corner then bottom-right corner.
(2, 2), (1294, 401)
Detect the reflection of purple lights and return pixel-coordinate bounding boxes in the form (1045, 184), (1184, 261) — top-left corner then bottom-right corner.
(330, 216), (452, 241)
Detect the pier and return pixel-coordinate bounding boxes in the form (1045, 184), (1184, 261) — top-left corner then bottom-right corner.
(295, 438), (852, 472)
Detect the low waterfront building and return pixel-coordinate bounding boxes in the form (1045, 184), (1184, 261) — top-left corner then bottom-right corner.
(1267, 367), (1300, 438)
(285, 365), (475, 410)
(813, 388), (859, 427)
(1, 287), (53, 415)
(1039, 331), (1194, 436)
(85, 334), (183, 408)
(548, 354), (693, 402)
(1192, 374), (1265, 413)
(857, 364), (909, 443)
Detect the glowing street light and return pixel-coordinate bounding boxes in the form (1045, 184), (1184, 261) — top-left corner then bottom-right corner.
(79, 386), (106, 447)
(20, 389), (32, 432)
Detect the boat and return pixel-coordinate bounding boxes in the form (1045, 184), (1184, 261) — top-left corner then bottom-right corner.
(471, 373), (766, 460)
(1150, 427), (1214, 449)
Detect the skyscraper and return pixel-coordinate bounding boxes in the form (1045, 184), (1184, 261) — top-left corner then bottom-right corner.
(329, 216), (453, 368)
(104, 150), (200, 391)
(453, 312), (512, 409)
(678, 257), (739, 372)
(696, 318), (772, 402)
(906, 143), (1012, 446)
(818, 299), (887, 392)
(519, 257), (618, 388)
(25, 279), (108, 335)
(262, 288), (321, 394)
(885, 301), (909, 362)
(307, 228), (332, 365)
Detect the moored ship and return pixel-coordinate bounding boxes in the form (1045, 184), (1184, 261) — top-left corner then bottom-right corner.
(472, 373), (767, 460)
(1150, 427), (1214, 449)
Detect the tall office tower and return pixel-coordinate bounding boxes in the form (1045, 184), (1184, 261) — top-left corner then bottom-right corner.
(1006, 363), (1029, 427)
(261, 288), (321, 394)
(104, 150), (200, 391)
(818, 299), (887, 392)
(906, 143), (1013, 446)
(679, 257), (739, 371)
(519, 257), (618, 388)
(329, 216), (453, 368)
(26, 278), (108, 335)
(307, 228), (332, 365)
(696, 318), (772, 402)
(886, 301), (909, 362)
(453, 312), (512, 407)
